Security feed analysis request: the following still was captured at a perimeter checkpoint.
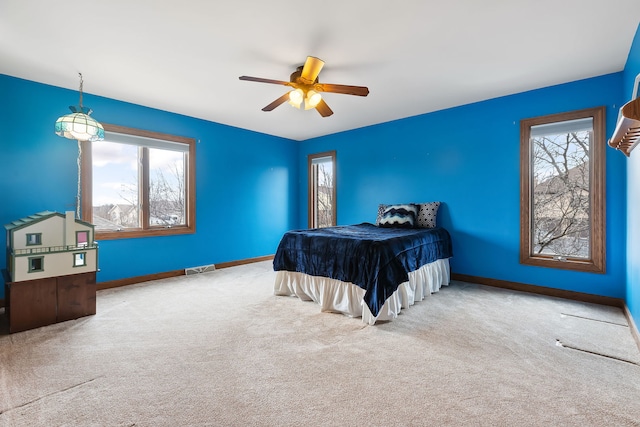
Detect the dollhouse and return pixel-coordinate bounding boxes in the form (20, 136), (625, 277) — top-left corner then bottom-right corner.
(5, 210), (98, 282)
(3, 211), (98, 332)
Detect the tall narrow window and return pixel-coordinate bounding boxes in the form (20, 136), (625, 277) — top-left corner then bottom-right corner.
(520, 107), (605, 273)
(81, 124), (196, 240)
(308, 151), (336, 228)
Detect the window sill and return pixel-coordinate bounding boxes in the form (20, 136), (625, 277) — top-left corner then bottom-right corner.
(96, 225), (195, 240)
(520, 255), (605, 274)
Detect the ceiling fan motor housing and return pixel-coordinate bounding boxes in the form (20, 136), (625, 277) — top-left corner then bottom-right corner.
(290, 66), (318, 85)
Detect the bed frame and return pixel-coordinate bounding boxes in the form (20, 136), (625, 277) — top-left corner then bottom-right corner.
(274, 258), (450, 324)
(272, 223), (452, 324)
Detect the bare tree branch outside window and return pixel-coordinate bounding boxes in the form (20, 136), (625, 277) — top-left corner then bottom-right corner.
(92, 144), (186, 231)
(316, 162), (333, 228)
(148, 149), (185, 226)
(531, 129), (591, 258)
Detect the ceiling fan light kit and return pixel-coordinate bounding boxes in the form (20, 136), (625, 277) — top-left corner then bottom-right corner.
(288, 88), (304, 108)
(304, 90), (322, 110)
(239, 56), (369, 117)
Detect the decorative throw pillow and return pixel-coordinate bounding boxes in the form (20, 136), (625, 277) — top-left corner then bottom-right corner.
(376, 204), (388, 225)
(378, 204), (418, 228)
(415, 202), (441, 228)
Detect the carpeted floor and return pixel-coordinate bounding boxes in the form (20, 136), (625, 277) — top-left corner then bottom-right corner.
(1, 261), (639, 426)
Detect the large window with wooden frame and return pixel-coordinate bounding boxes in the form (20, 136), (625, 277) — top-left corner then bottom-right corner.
(520, 106), (605, 273)
(81, 124), (196, 240)
(308, 151), (336, 228)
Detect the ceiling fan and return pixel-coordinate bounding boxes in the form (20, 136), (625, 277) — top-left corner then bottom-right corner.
(239, 56), (369, 117)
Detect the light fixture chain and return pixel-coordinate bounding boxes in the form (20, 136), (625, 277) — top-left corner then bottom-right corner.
(77, 139), (82, 219)
(78, 72), (84, 109)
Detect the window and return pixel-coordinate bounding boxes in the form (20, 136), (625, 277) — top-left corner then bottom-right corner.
(520, 107), (605, 273)
(26, 233), (41, 246)
(76, 230), (88, 247)
(308, 151), (336, 228)
(73, 252), (86, 267)
(81, 124), (196, 239)
(28, 256), (44, 272)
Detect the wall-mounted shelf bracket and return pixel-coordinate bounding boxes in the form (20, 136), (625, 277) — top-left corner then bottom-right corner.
(609, 73), (640, 156)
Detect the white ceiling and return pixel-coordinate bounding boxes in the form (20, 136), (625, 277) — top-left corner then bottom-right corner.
(1, 1), (639, 141)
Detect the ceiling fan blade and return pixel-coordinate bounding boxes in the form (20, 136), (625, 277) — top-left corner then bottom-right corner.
(315, 99), (333, 117)
(300, 56), (325, 84)
(239, 76), (291, 86)
(314, 83), (369, 97)
(262, 93), (291, 112)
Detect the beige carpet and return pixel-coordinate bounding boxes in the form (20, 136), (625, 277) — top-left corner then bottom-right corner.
(1, 261), (640, 426)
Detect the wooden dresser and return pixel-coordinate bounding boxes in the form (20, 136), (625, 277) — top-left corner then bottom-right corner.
(3, 270), (96, 333)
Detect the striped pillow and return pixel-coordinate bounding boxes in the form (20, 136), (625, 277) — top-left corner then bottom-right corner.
(378, 204), (418, 228)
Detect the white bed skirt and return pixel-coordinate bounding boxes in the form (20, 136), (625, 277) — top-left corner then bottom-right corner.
(274, 258), (450, 325)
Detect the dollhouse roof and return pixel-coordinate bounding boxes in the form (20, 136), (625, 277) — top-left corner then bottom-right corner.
(4, 211), (94, 231)
(4, 211), (57, 231)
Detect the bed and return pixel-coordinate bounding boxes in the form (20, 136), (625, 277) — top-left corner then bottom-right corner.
(273, 221), (453, 324)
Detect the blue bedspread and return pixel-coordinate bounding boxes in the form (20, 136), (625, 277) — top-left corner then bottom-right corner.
(273, 223), (453, 317)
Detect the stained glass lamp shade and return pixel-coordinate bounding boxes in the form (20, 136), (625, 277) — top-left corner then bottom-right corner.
(55, 106), (104, 142)
(55, 73), (104, 142)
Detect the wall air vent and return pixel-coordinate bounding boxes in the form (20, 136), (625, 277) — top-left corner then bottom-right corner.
(185, 264), (216, 275)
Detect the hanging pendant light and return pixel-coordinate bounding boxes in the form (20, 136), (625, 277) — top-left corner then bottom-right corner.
(55, 73), (104, 142)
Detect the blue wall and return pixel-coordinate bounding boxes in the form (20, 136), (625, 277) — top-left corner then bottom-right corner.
(300, 73), (627, 300)
(0, 75), (299, 297)
(625, 24), (640, 326)
(1, 37), (636, 319)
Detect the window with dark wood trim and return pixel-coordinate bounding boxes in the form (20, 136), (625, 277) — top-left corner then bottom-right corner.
(520, 106), (605, 273)
(308, 151), (336, 228)
(81, 124), (196, 240)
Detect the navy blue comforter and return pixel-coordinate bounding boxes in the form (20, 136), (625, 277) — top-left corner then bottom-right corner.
(273, 223), (453, 317)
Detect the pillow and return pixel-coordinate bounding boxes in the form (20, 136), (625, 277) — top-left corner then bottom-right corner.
(376, 204), (388, 225)
(415, 202), (441, 228)
(378, 204), (418, 228)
